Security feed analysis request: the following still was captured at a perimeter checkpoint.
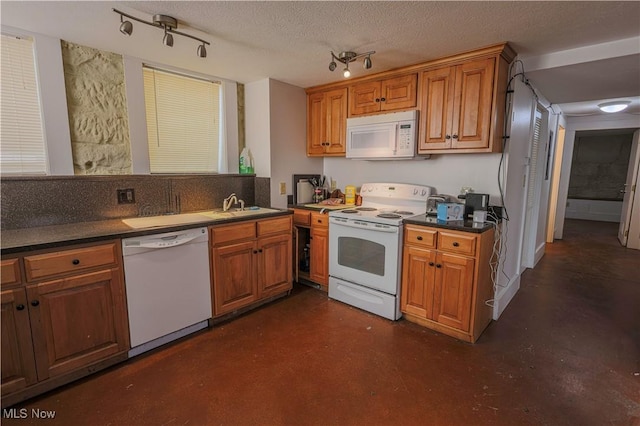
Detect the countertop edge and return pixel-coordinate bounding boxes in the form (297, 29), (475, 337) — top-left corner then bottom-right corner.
(1, 210), (293, 254)
(402, 215), (497, 233)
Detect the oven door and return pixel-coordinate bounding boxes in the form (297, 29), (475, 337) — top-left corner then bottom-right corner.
(328, 217), (402, 294)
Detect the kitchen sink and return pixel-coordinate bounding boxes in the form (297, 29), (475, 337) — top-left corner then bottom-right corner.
(122, 208), (281, 229)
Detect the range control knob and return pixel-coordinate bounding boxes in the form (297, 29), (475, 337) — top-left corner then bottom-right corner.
(421, 189), (427, 196)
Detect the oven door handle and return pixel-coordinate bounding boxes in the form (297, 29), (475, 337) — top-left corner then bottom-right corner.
(329, 217), (399, 233)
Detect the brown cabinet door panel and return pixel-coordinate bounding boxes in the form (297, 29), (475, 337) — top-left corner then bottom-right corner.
(24, 243), (118, 282)
(349, 81), (381, 116)
(307, 92), (326, 155)
(325, 88), (348, 154)
(1, 287), (37, 395)
(401, 246), (436, 318)
(452, 58), (495, 149)
(309, 226), (329, 287)
(26, 269), (128, 381)
(212, 241), (257, 316)
(257, 234), (292, 298)
(432, 253), (475, 332)
(1, 258), (22, 287)
(381, 74), (417, 111)
(419, 67), (455, 151)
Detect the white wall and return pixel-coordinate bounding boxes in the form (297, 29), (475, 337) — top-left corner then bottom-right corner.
(493, 79), (536, 319)
(554, 113), (640, 238)
(323, 154), (502, 200)
(245, 80), (271, 178)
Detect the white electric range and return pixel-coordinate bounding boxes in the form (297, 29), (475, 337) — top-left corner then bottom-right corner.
(328, 183), (434, 320)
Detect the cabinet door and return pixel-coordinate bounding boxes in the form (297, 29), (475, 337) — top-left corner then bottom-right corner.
(349, 80), (381, 116)
(307, 92), (326, 156)
(381, 74), (417, 112)
(451, 58), (495, 150)
(324, 88), (348, 155)
(432, 252), (475, 332)
(257, 233), (292, 298)
(419, 66), (455, 151)
(1, 287), (37, 395)
(400, 246), (436, 319)
(212, 241), (257, 316)
(309, 226), (329, 288)
(26, 268), (129, 381)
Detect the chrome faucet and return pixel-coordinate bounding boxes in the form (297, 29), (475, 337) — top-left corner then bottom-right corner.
(223, 193), (245, 212)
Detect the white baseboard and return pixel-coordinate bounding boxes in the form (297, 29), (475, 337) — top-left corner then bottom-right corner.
(492, 275), (521, 320)
(533, 242), (546, 267)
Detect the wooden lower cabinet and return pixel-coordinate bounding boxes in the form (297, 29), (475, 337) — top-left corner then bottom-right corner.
(1, 241), (129, 407)
(211, 216), (292, 317)
(292, 209), (330, 291)
(401, 225), (494, 343)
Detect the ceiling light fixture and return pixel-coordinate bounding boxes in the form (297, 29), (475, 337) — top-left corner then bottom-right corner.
(329, 50), (375, 78)
(598, 100), (631, 113)
(113, 8), (210, 58)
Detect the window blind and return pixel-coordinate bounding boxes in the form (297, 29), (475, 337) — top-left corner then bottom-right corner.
(1, 34), (47, 175)
(143, 67), (220, 173)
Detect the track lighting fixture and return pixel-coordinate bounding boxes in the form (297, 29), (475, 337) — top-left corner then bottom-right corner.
(329, 50), (376, 78)
(113, 8), (210, 58)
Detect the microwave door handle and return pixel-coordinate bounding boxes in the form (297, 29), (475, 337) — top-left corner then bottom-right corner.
(393, 123), (398, 154)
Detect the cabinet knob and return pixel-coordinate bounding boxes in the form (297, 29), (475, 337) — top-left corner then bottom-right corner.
(435, 264), (442, 268)
(428, 262), (435, 267)
(445, 135), (451, 140)
(452, 134), (458, 139)
(380, 97), (386, 102)
(72, 259), (80, 265)
(16, 304), (25, 311)
(31, 300), (40, 307)
(375, 98), (380, 102)
(253, 250), (258, 254)
(258, 249), (263, 253)
(452, 242), (459, 247)
(416, 236), (423, 241)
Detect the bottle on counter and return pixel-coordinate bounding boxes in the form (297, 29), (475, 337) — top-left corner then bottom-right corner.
(345, 185), (356, 205)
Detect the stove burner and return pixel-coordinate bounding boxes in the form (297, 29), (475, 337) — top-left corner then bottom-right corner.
(341, 209), (359, 214)
(395, 211), (414, 216)
(377, 213), (402, 219)
(355, 207), (377, 211)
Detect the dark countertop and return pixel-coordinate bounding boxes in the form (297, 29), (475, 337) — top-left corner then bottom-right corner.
(403, 214), (497, 233)
(1, 209), (293, 254)
(288, 203), (352, 212)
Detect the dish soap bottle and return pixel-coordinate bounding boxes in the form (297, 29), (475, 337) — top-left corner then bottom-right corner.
(239, 147), (254, 174)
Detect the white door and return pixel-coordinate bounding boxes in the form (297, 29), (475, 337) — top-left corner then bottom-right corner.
(618, 129), (640, 246)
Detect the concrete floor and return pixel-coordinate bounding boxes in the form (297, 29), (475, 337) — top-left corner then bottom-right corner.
(4, 219), (639, 425)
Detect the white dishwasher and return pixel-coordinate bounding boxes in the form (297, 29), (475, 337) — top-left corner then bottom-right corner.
(122, 227), (212, 358)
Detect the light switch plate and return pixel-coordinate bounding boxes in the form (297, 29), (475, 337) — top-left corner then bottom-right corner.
(279, 182), (286, 195)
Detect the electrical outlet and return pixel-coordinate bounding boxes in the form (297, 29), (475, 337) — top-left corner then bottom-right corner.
(117, 188), (135, 204)
(330, 179), (336, 192)
(279, 182), (286, 195)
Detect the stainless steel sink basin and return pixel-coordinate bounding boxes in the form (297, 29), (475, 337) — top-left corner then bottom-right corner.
(122, 208), (281, 229)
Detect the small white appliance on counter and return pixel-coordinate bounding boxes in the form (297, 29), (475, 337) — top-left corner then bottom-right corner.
(346, 110), (419, 160)
(122, 227), (212, 357)
(328, 183), (434, 320)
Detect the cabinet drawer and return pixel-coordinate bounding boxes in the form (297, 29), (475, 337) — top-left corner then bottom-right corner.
(211, 221), (256, 245)
(257, 216), (292, 237)
(438, 232), (476, 256)
(24, 243), (118, 282)
(1, 258), (22, 287)
(404, 226), (437, 248)
(293, 210), (311, 226)
(310, 213), (328, 228)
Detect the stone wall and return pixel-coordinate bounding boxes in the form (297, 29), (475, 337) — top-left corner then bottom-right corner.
(61, 41), (132, 175)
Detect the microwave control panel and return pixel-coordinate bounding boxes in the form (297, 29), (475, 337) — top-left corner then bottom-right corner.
(397, 121), (415, 153)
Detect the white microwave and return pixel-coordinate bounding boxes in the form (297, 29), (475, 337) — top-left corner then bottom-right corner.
(346, 110), (418, 160)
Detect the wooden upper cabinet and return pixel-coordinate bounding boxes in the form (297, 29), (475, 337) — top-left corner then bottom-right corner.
(306, 88), (348, 156)
(419, 57), (501, 154)
(349, 74), (417, 116)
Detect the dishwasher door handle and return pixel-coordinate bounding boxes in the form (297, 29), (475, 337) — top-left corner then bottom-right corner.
(135, 232), (204, 249)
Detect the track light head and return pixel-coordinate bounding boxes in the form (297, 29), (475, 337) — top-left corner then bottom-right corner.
(343, 66), (351, 78)
(163, 30), (174, 47)
(197, 44), (207, 58)
(363, 55), (372, 70)
(119, 18), (133, 36)
(329, 61), (337, 72)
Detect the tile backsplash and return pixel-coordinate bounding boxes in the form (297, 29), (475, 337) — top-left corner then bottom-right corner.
(1, 175), (270, 230)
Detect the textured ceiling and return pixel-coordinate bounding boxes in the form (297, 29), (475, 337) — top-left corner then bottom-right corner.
(3, 1), (640, 116)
